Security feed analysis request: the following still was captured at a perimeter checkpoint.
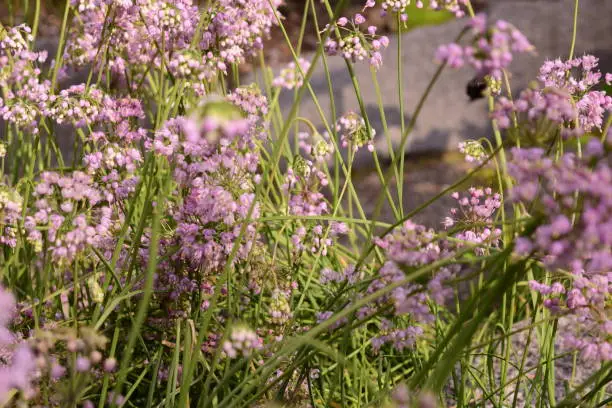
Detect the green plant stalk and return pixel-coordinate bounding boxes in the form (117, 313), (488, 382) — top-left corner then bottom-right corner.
(371, 69), (400, 182)
(221, 249), (478, 407)
(268, 4), (374, 234)
(396, 12), (406, 217)
(425, 256), (529, 392)
(309, 3), (340, 206)
(355, 144), (503, 271)
(344, 61), (401, 220)
(319, 0), (402, 222)
(50, 0), (71, 91)
(30, 0), (41, 41)
(568, 0), (579, 60)
(267, 0), (371, 224)
(110, 162), (171, 405)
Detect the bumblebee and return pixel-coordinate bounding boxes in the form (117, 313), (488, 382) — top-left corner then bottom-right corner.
(466, 76), (487, 101)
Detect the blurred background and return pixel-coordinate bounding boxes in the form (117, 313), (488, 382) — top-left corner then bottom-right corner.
(2, 0), (611, 225)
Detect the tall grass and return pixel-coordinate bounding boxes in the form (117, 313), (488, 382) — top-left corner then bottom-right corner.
(0, 0), (609, 407)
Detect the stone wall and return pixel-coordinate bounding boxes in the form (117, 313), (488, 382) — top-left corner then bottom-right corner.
(271, 0), (612, 164)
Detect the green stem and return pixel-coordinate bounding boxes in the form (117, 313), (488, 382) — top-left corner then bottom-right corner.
(568, 0), (579, 60)
(397, 12), (406, 217)
(51, 0), (71, 91)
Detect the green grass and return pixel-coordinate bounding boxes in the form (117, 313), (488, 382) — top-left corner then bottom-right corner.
(0, 0), (610, 407)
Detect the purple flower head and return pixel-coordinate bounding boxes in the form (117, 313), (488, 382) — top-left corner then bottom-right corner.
(272, 58), (311, 90)
(325, 13), (390, 70)
(438, 14), (533, 80)
(222, 326), (263, 358)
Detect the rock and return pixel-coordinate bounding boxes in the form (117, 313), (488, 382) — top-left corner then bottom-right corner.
(350, 152), (476, 226)
(266, 0), (612, 167)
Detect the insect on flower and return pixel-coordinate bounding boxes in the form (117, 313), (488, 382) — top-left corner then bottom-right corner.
(466, 76), (487, 101)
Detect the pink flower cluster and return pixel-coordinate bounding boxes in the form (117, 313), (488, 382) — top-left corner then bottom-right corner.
(66, 0), (199, 75)
(66, 0), (280, 82)
(436, 14), (533, 80)
(372, 319), (423, 352)
(283, 157), (329, 217)
(145, 102), (269, 319)
(0, 25), (51, 133)
(336, 111), (376, 152)
(510, 140), (612, 361)
(297, 131), (334, 163)
(445, 187), (502, 253)
(538, 55), (602, 94)
(0, 185), (23, 248)
(0, 287), (36, 403)
(272, 58), (311, 90)
(2, 27), (151, 143)
(227, 85), (269, 119)
(493, 55), (612, 133)
(154, 115), (261, 272)
(0, 303), (117, 406)
(324, 13), (390, 69)
(492, 86), (577, 131)
(47, 84), (106, 126)
(222, 326), (263, 358)
(25, 171), (114, 264)
(364, 0), (467, 18)
(429, 0), (468, 17)
(367, 221), (459, 336)
(206, 0), (282, 65)
(458, 140), (487, 163)
(283, 157), (348, 256)
(510, 142), (612, 274)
